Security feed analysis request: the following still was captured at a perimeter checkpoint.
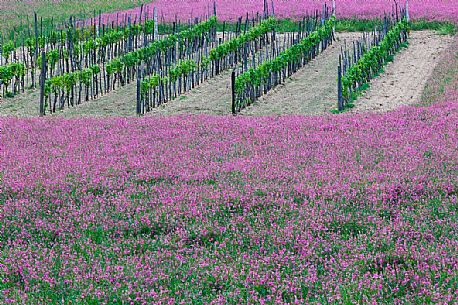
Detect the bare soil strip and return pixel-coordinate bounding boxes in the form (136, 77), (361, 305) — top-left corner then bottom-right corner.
(56, 84), (138, 117)
(241, 32), (360, 115)
(148, 71), (233, 115)
(350, 31), (454, 113)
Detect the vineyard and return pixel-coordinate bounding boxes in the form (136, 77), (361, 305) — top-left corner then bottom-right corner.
(1, 0), (457, 304)
(0, 1), (454, 116)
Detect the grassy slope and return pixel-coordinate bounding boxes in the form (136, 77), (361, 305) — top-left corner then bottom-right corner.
(207, 18), (458, 34)
(0, 0), (151, 38)
(420, 35), (458, 105)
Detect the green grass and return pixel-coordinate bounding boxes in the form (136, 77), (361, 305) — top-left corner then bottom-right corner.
(410, 19), (457, 35)
(420, 41), (458, 105)
(0, 0), (151, 39)
(214, 18), (457, 34)
(336, 18), (457, 34)
(335, 18), (384, 32)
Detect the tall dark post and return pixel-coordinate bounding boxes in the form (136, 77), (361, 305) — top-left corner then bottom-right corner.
(33, 12), (39, 88)
(128, 17), (132, 52)
(136, 68), (142, 116)
(263, 0), (267, 18)
(153, 7), (158, 42)
(231, 70), (236, 115)
(0, 35), (3, 66)
(139, 4), (144, 24)
(337, 55), (343, 111)
(39, 50), (46, 116)
(68, 17), (74, 72)
(98, 10), (102, 36)
(244, 13), (249, 34)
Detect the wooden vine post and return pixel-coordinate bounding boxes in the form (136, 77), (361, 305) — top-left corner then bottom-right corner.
(33, 12), (39, 88)
(231, 70), (236, 115)
(263, 0), (268, 18)
(332, 0), (336, 39)
(406, 0), (410, 22)
(337, 55), (343, 111)
(136, 67), (142, 116)
(39, 50), (46, 116)
(153, 7), (158, 41)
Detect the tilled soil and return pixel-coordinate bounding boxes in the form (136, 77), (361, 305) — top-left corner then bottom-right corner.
(241, 32), (360, 115)
(350, 31), (454, 113)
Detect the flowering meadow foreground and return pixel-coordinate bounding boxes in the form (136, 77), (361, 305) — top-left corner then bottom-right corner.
(96, 0), (458, 24)
(1, 96), (457, 303)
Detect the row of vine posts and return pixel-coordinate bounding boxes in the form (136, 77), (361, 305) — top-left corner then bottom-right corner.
(136, 0), (279, 115)
(137, 0), (335, 116)
(37, 0), (275, 116)
(1, 1), (212, 115)
(230, 4), (335, 114)
(3, 0), (412, 116)
(337, 1), (410, 111)
(39, 16), (217, 115)
(37, 5), (165, 115)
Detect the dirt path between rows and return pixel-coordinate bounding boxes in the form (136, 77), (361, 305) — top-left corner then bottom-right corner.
(241, 32), (360, 115)
(148, 70), (233, 115)
(350, 31), (454, 113)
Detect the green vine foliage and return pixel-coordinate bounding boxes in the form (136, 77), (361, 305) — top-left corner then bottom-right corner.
(44, 65), (99, 96)
(341, 18), (409, 100)
(37, 49), (61, 68)
(0, 41), (15, 59)
(80, 17), (163, 54)
(235, 16), (336, 96)
(134, 17), (215, 64)
(140, 59), (198, 94)
(105, 16), (216, 76)
(24, 38), (36, 54)
(0, 63), (26, 84)
(209, 17), (276, 62)
(140, 16), (276, 98)
(140, 74), (162, 94)
(1, 14), (188, 70)
(106, 59), (123, 75)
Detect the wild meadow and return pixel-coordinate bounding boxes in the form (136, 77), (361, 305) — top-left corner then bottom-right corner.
(98, 0), (458, 24)
(0, 0), (149, 36)
(1, 93), (457, 303)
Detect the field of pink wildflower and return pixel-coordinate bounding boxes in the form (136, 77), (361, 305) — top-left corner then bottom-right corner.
(95, 0), (458, 24)
(1, 95), (457, 303)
